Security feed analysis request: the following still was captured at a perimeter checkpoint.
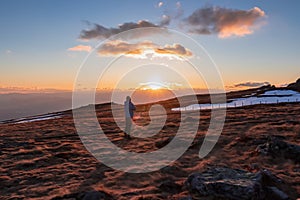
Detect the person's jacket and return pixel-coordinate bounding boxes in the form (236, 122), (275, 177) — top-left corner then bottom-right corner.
(124, 100), (136, 118)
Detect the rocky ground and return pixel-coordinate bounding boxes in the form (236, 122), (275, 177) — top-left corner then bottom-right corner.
(1, 88), (300, 199)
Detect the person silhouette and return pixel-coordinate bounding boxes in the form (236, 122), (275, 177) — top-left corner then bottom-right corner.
(124, 96), (136, 138)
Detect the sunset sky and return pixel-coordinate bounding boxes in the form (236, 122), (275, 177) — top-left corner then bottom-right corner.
(1, 0), (300, 93)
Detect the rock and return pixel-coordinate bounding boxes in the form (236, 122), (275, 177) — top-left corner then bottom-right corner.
(250, 163), (260, 171)
(256, 136), (300, 163)
(186, 167), (264, 200)
(185, 167), (293, 200)
(266, 187), (289, 200)
(256, 143), (269, 155)
(260, 169), (284, 185)
(260, 170), (292, 200)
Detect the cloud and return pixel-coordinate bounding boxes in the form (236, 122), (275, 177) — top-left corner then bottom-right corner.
(0, 86), (70, 94)
(138, 82), (169, 90)
(160, 15), (171, 26)
(159, 1), (182, 25)
(158, 1), (164, 8)
(155, 43), (192, 56)
(6, 49), (12, 54)
(68, 45), (92, 52)
(234, 81), (270, 88)
(78, 5), (266, 41)
(98, 40), (155, 55)
(175, 2), (184, 19)
(186, 6), (266, 38)
(98, 40), (192, 58)
(79, 20), (160, 40)
(138, 81), (183, 90)
(164, 81), (183, 88)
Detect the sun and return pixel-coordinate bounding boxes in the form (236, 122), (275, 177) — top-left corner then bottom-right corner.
(148, 84), (162, 90)
(139, 82), (167, 91)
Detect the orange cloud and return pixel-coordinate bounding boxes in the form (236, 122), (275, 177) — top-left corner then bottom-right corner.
(68, 45), (91, 52)
(98, 40), (193, 58)
(78, 5), (266, 41)
(98, 40), (155, 55)
(186, 6), (266, 38)
(218, 7), (265, 38)
(155, 44), (192, 57)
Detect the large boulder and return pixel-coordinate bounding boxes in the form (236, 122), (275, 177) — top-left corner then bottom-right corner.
(186, 167), (264, 200)
(185, 167), (292, 200)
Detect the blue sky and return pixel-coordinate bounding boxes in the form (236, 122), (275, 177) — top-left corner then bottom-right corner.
(1, 0), (300, 91)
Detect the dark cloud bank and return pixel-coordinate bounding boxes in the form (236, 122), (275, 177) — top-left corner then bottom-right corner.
(79, 5), (265, 40)
(234, 81), (270, 88)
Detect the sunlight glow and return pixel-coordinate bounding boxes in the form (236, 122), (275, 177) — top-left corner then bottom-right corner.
(139, 82), (168, 91)
(148, 84), (162, 90)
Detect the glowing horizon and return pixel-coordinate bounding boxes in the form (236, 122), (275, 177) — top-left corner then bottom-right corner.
(1, 1), (299, 94)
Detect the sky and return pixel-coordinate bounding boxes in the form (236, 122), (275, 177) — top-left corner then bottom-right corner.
(1, 0), (300, 93)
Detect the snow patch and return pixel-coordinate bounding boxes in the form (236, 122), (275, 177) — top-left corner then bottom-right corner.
(15, 115), (62, 124)
(172, 90), (300, 111)
(0, 113), (64, 124)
